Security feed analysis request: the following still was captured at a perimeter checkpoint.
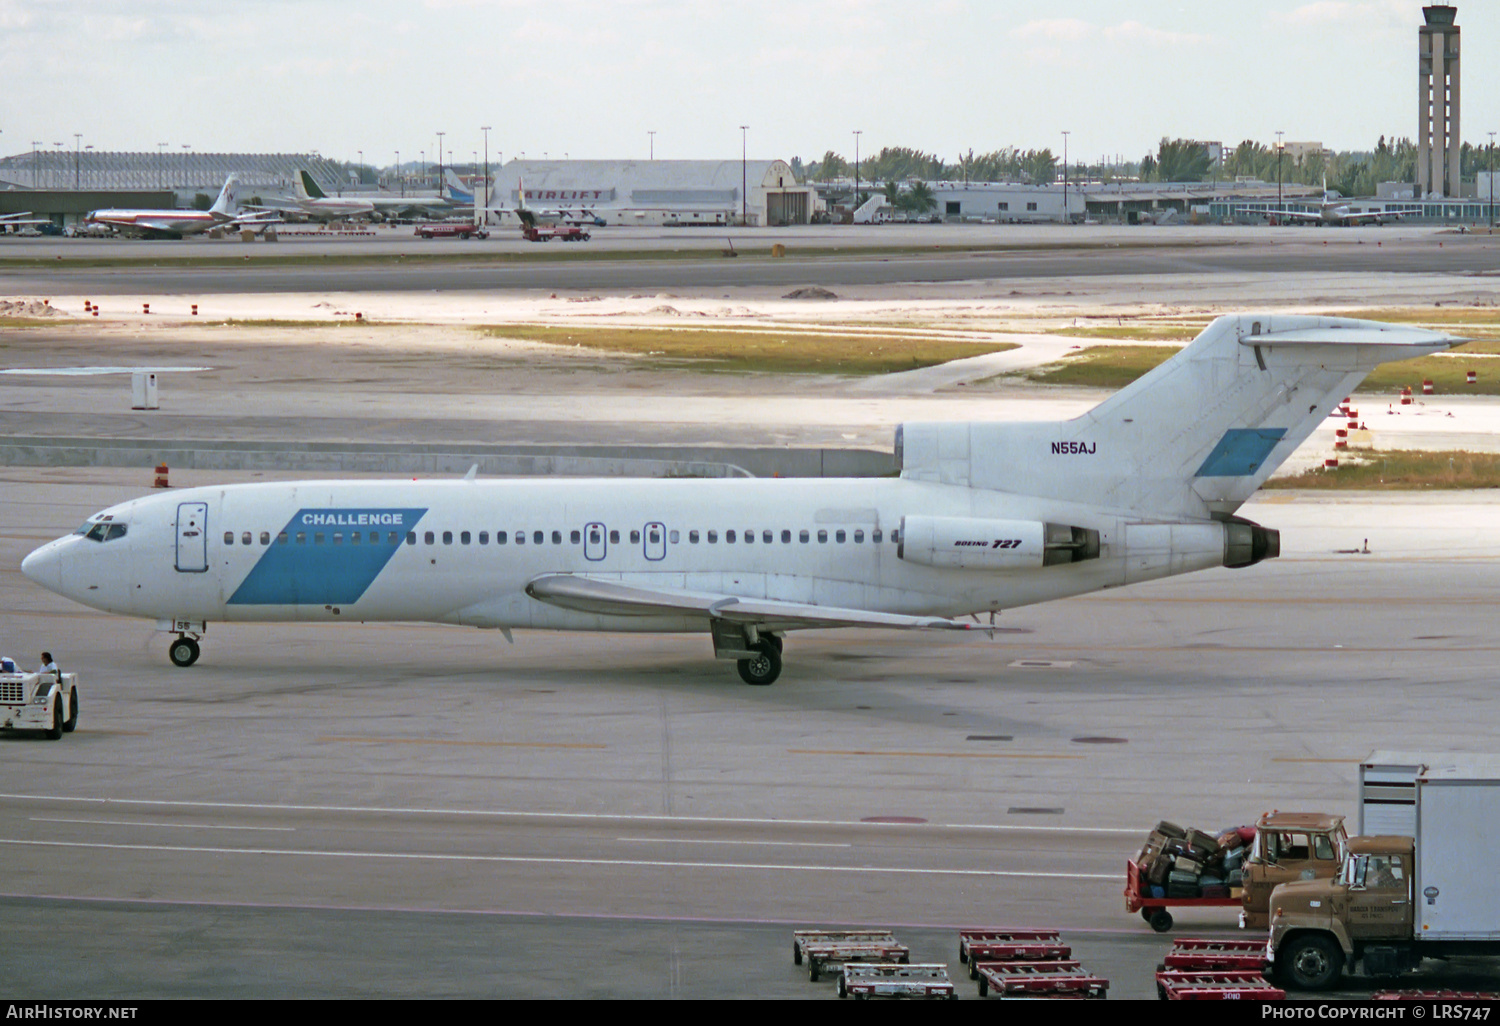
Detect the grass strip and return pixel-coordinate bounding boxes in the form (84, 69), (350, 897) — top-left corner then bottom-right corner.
(478, 324), (1016, 375)
(1265, 449), (1500, 489)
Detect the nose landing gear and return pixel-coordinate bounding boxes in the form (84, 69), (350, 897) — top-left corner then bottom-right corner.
(169, 635), (201, 667)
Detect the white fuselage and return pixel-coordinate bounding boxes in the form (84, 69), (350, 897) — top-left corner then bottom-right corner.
(20, 476), (1218, 634)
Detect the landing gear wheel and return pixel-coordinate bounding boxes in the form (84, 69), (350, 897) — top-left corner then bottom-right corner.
(62, 687), (78, 732)
(736, 639), (782, 686)
(1148, 909), (1174, 933)
(765, 634), (783, 654)
(169, 637), (201, 668)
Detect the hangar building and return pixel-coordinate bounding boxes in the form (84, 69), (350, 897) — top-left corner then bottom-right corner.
(494, 159), (819, 226)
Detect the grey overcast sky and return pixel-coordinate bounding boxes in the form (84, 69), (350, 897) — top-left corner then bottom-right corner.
(0, 1), (1490, 166)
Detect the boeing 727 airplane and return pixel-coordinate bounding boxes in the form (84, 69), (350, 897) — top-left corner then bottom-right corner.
(21, 315), (1460, 684)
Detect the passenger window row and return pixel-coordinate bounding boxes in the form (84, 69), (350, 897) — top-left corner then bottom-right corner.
(222, 527), (902, 547)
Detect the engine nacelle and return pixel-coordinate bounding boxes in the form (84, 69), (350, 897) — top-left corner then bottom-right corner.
(1223, 516), (1280, 568)
(898, 516), (1100, 571)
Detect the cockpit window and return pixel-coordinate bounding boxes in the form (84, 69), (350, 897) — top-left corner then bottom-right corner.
(81, 522), (127, 543)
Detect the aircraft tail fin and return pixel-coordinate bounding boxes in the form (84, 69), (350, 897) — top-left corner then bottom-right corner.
(209, 175), (240, 216)
(898, 315), (1463, 519)
(444, 168), (474, 204)
(295, 169), (327, 201)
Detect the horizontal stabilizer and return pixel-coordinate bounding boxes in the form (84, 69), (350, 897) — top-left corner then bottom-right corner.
(526, 574), (972, 632)
(900, 314), (1468, 519)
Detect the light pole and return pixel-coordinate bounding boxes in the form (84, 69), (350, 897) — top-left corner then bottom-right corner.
(52, 143), (63, 190)
(396, 150), (402, 196)
(1275, 130), (1285, 218)
(183, 144), (191, 195)
(1061, 130), (1070, 224)
(436, 132), (445, 191)
(158, 142), (168, 190)
(853, 129), (862, 215)
(73, 133), (81, 190)
(740, 125), (748, 225)
(32, 142), (41, 190)
(1489, 131), (1495, 230)
(648, 130), (655, 159)
(481, 126), (492, 213)
(358, 150), (363, 186)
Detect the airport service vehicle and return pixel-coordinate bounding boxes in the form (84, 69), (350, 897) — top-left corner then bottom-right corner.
(19, 315), (1464, 683)
(521, 223), (590, 242)
(1126, 811), (1348, 932)
(0, 670), (79, 739)
(1267, 754), (1500, 991)
(414, 223), (488, 239)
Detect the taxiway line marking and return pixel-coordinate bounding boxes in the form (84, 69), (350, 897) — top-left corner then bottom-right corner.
(0, 837), (1116, 880)
(318, 736), (606, 750)
(0, 793), (1141, 834)
(31, 816), (294, 832)
(789, 749), (1084, 760)
(616, 837), (851, 849)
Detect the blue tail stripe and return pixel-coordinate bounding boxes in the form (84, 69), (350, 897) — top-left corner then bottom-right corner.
(1195, 428), (1287, 478)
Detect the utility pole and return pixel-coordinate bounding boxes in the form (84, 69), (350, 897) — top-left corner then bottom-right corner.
(1276, 130), (1285, 218)
(740, 125), (748, 225)
(436, 132), (445, 193)
(648, 130), (655, 159)
(1490, 131), (1496, 230)
(73, 133), (81, 190)
(482, 126), (492, 216)
(853, 129), (862, 216)
(396, 150), (402, 196)
(1062, 130), (1070, 224)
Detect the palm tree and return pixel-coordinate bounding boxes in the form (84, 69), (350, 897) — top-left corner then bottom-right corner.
(903, 180), (936, 215)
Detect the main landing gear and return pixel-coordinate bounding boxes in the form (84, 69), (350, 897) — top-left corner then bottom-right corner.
(169, 635), (201, 667)
(736, 634), (784, 686)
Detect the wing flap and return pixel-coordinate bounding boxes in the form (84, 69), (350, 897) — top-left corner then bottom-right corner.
(525, 574), (971, 632)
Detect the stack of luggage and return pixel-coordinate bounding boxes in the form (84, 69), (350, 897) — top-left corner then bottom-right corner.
(1136, 820), (1255, 899)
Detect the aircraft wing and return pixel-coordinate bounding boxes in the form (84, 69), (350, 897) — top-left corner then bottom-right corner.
(1339, 209), (1398, 223)
(525, 573), (974, 632)
(1242, 207), (1320, 222)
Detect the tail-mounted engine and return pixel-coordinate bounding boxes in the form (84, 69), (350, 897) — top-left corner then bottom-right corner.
(898, 516), (1101, 570)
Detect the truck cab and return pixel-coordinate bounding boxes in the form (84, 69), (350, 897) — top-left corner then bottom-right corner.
(1240, 812), (1348, 930)
(1268, 836), (1417, 990)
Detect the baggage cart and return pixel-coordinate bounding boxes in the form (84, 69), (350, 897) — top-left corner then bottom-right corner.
(1155, 970), (1284, 1001)
(837, 963), (955, 1000)
(793, 931), (908, 982)
(1125, 857), (1240, 932)
(1161, 937), (1268, 972)
(957, 928), (1066, 965)
(973, 960), (1108, 999)
(792, 929), (898, 966)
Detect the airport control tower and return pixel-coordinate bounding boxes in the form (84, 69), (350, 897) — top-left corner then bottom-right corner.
(1418, 5), (1461, 198)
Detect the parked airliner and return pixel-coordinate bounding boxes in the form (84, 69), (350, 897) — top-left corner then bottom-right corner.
(21, 315), (1460, 684)
(86, 176), (280, 239)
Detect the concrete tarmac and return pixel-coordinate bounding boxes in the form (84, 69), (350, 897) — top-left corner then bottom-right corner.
(2, 473), (1499, 999)
(3, 231), (1500, 999)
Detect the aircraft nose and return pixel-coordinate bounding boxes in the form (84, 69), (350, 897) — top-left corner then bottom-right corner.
(21, 540), (65, 595)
